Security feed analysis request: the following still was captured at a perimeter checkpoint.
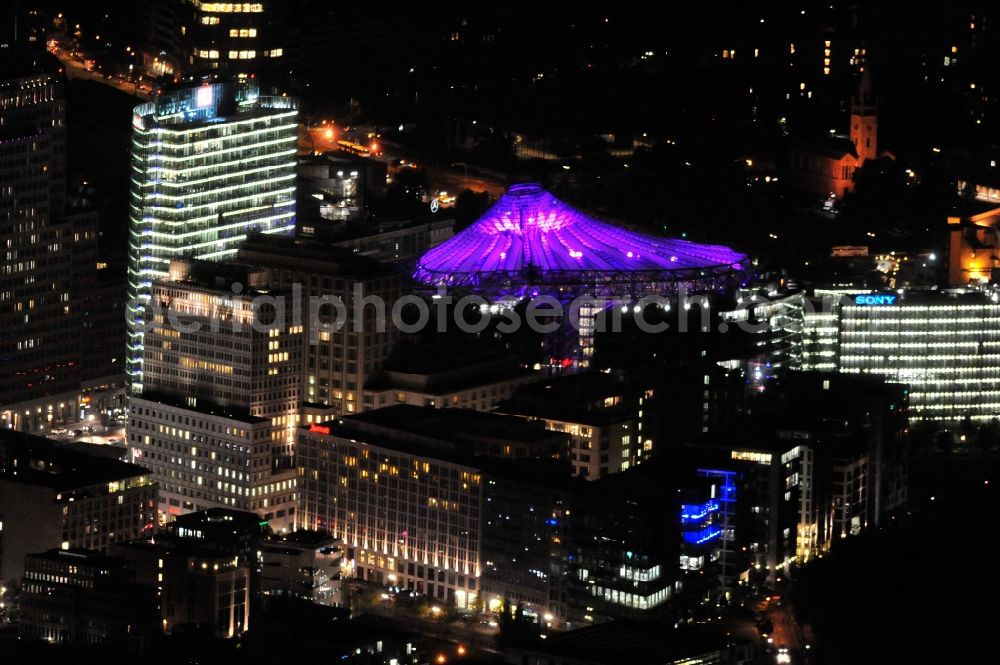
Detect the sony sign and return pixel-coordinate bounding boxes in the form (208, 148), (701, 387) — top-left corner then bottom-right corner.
(854, 294), (898, 306)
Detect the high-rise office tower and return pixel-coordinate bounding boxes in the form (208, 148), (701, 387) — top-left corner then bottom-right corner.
(126, 79), (297, 391)
(128, 259), (300, 530)
(0, 64), (77, 420)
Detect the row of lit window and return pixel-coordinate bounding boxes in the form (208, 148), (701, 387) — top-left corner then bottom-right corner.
(198, 2), (263, 12)
(197, 48), (282, 60)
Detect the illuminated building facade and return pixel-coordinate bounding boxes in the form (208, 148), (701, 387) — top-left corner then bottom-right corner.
(569, 460), (681, 620)
(684, 372), (908, 583)
(112, 510), (267, 638)
(414, 183), (747, 367)
(260, 531), (344, 606)
(113, 538), (251, 638)
(838, 290), (1000, 421)
(298, 423), (484, 609)
(480, 468), (571, 621)
(20, 549), (159, 647)
(789, 68), (878, 198)
(126, 80), (297, 391)
(0, 429), (157, 586)
(297, 154), (371, 224)
(720, 287), (805, 387)
(414, 184), (746, 295)
(186, 1), (284, 74)
(801, 289), (864, 372)
(297, 406), (569, 609)
(678, 470), (736, 590)
(128, 260), (300, 529)
(947, 204), (1000, 285)
(497, 372), (656, 480)
(236, 234), (401, 416)
(1, 64), (124, 433)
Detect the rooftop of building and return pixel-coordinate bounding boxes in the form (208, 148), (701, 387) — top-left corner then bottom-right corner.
(26, 547), (125, 569)
(157, 258), (275, 297)
(327, 404), (559, 443)
(134, 79), (296, 127)
(237, 232), (399, 279)
(846, 287), (1000, 306)
(0, 51), (61, 82)
(497, 371), (645, 426)
(330, 215), (454, 243)
(366, 345), (537, 393)
(298, 151), (378, 173)
(170, 507), (267, 532)
(262, 530), (340, 554)
(111, 538), (246, 564)
(510, 370), (646, 400)
(509, 620), (745, 665)
(343, 404), (563, 444)
(947, 197), (1000, 221)
(793, 133), (859, 160)
(693, 372), (907, 455)
(134, 390), (269, 425)
(0, 428), (150, 490)
(304, 405), (571, 473)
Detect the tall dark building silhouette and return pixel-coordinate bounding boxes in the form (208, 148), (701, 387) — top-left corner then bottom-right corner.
(0, 64), (76, 424)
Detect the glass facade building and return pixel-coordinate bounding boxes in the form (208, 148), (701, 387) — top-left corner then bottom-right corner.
(838, 291), (1000, 421)
(126, 80), (297, 391)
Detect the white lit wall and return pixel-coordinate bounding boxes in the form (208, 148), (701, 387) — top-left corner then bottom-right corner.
(126, 82), (297, 390)
(839, 298), (1000, 421)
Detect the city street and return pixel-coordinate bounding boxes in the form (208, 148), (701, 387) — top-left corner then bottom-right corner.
(49, 42), (151, 100)
(357, 598), (499, 654)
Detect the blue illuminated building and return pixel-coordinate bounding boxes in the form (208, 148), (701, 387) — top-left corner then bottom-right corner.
(679, 469), (739, 601)
(680, 500), (720, 524)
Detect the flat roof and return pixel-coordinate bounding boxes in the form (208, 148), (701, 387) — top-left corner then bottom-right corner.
(303, 406), (571, 478)
(345, 404), (562, 444)
(238, 233), (399, 279)
(262, 530), (340, 553)
(26, 547), (124, 568)
(366, 349), (538, 393)
(497, 373), (643, 426)
(134, 391), (269, 425)
(0, 428), (150, 490)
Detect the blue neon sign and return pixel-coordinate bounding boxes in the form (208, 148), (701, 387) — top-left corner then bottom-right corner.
(682, 526), (723, 545)
(854, 294), (897, 306)
(681, 501), (720, 524)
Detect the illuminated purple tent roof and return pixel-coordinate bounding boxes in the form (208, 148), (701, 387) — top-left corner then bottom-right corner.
(415, 184), (748, 295)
